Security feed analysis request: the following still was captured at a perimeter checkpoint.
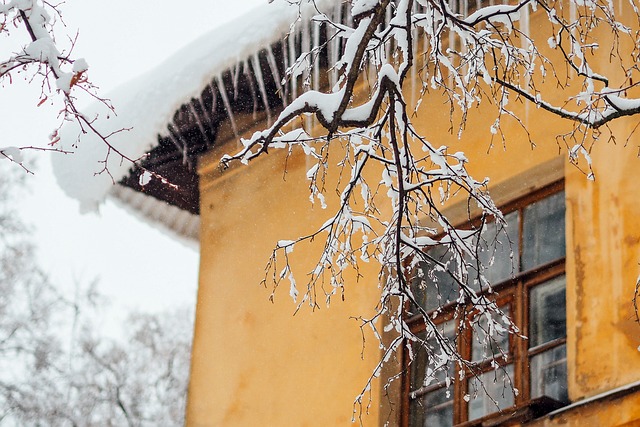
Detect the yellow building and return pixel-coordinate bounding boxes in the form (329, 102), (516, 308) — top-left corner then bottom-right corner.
(54, 1), (640, 426)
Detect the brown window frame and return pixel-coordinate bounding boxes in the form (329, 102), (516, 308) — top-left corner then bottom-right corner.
(401, 180), (567, 427)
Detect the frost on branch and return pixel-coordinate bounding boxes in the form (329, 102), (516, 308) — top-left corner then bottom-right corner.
(220, 0), (640, 418)
(0, 0), (140, 177)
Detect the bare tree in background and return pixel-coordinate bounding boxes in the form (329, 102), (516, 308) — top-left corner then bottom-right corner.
(0, 165), (192, 426)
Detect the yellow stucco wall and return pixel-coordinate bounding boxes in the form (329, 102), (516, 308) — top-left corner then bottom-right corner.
(565, 119), (640, 401)
(187, 140), (384, 426)
(527, 390), (640, 427)
(185, 5), (640, 426)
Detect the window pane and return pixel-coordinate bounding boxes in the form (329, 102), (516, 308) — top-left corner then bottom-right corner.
(424, 388), (454, 427)
(477, 211), (519, 285)
(472, 306), (511, 362)
(529, 275), (566, 348)
(530, 344), (569, 404)
(410, 322), (455, 427)
(522, 191), (565, 270)
(411, 246), (458, 313)
(410, 389), (454, 427)
(467, 365), (515, 421)
(410, 322), (455, 392)
(409, 398), (426, 427)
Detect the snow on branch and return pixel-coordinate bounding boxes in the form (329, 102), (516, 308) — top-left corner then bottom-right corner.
(220, 0), (640, 418)
(0, 0), (175, 193)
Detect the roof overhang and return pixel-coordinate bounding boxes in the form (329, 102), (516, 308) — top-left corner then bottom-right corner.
(52, 0), (342, 240)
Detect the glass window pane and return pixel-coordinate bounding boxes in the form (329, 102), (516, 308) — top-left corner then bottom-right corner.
(425, 404), (453, 427)
(477, 211), (520, 285)
(467, 365), (515, 421)
(530, 344), (569, 404)
(410, 331), (429, 392)
(410, 389), (454, 427)
(522, 191), (565, 270)
(424, 388), (454, 427)
(472, 306), (511, 362)
(411, 321), (456, 392)
(410, 246), (458, 313)
(529, 276), (566, 348)
(409, 263), (427, 316)
(410, 321), (455, 427)
(409, 398), (426, 427)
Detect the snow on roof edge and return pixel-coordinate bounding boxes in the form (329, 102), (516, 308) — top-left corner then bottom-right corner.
(52, 0), (332, 212)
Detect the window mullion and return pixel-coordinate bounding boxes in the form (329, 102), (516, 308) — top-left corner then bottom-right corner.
(518, 206), (524, 273)
(515, 279), (528, 405)
(454, 315), (469, 425)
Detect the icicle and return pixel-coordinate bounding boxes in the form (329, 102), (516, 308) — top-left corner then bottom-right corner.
(326, 21), (336, 87)
(252, 53), (272, 125)
(210, 83), (218, 119)
(214, 75), (239, 141)
(167, 123), (190, 167)
(447, 0), (456, 87)
(385, 4), (392, 64)
(232, 62), (241, 99)
(244, 60), (259, 119)
(174, 107), (184, 126)
(301, 16), (312, 131)
(282, 39), (290, 104)
(302, 14), (311, 90)
(196, 97), (214, 130)
(312, 20), (320, 92)
(462, 0), (470, 89)
(521, 5), (530, 48)
(166, 124), (184, 153)
(288, 31), (298, 99)
(410, 48), (417, 108)
(188, 102), (211, 145)
(411, 0), (418, 50)
(266, 44), (285, 107)
(328, 2), (342, 89)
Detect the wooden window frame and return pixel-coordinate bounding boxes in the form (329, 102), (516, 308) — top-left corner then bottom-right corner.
(401, 181), (567, 427)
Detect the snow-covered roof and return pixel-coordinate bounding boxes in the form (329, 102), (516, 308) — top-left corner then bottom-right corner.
(52, 0), (337, 211)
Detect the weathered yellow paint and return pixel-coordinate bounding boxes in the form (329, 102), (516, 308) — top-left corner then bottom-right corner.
(565, 120), (640, 400)
(527, 391), (640, 427)
(187, 135), (384, 426)
(185, 5), (640, 426)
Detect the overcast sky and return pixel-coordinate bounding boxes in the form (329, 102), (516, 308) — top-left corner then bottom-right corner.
(1, 0), (264, 333)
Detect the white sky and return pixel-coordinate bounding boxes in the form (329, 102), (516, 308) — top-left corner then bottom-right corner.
(1, 0), (264, 333)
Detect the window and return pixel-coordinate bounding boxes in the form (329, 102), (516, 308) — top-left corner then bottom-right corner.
(405, 182), (567, 426)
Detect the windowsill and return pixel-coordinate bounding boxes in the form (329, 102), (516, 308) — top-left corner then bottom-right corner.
(455, 396), (566, 427)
